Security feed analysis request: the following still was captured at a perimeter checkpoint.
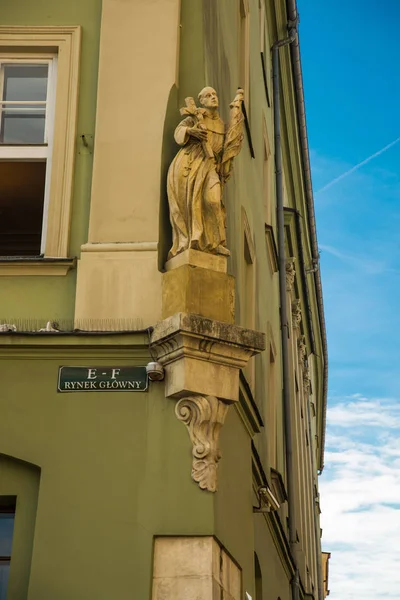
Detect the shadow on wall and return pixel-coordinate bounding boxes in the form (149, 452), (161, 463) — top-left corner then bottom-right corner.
(158, 84), (178, 271)
(158, 0), (232, 271)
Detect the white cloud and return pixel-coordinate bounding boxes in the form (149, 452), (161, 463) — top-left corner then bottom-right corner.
(320, 395), (400, 599)
(327, 397), (400, 428)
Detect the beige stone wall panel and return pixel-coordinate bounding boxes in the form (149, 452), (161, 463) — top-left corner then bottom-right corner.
(152, 537), (241, 600)
(74, 249), (162, 327)
(88, 0), (181, 243)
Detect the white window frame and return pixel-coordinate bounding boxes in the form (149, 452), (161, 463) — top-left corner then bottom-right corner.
(0, 55), (57, 255)
(0, 26), (81, 260)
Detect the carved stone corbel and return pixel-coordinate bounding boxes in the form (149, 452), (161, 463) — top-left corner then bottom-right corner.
(151, 312), (265, 402)
(285, 259), (296, 292)
(303, 366), (311, 396)
(151, 313), (266, 492)
(291, 299), (302, 330)
(175, 395), (228, 492)
(297, 335), (307, 365)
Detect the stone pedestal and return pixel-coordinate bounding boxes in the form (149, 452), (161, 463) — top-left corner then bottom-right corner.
(162, 265), (235, 324)
(162, 249), (234, 323)
(152, 537), (241, 600)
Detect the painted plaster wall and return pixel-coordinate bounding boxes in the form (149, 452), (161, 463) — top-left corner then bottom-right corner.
(0, 342), (217, 599)
(0, 1), (325, 599)
(0, 0), (101, 323)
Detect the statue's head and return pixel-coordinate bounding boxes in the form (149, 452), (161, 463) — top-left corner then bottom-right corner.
(198, 87), (219, 109)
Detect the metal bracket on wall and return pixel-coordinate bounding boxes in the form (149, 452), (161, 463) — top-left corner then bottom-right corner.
(78, 133), (94, 155)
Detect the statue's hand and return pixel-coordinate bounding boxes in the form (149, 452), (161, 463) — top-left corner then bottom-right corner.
(235, 88), (244, 101)
(188, 126), (208, 141)
(230, 88), (244, 109)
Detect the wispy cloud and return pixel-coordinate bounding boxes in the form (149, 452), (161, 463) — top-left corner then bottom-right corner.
(321, 394), (400, 599)
(319, 244), (391, 275)
(316, 136), (400, 194)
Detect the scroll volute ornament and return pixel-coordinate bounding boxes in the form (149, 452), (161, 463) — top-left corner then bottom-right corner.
(292, 299), (302, 330)
(297, 335), (307, 365)
(303, 367), (311, 396)
(175, 395), (229, 492)
(285, 259), (296, 292)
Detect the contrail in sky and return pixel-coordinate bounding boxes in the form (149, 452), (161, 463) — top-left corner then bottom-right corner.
(316, 135), (400, 194)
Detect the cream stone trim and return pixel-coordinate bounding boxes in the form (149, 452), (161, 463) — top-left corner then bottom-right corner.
(0, 259), (75, 276)
(165, 248), (227, 273)
(81, 242), (158, 253)
(0, 26), (81, 258)
(152, 537), (242, 600)
(176, 395), (229, 492)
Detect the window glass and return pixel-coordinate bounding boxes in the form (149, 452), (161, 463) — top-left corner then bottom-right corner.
(0, 514), (14, 556)
(3, 65), (48, 101)
(0, 161), (46, 256)
(0, 565), (9, 600)
(1, 64), (48, 144)
(0, 511), (14, 600)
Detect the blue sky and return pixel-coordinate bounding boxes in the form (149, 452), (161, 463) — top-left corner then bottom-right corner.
(298, 1), (400, 598)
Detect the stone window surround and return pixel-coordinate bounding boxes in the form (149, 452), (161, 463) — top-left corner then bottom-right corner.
(0, 26), (81, 276)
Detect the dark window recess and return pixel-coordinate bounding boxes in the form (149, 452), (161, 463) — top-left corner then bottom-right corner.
(242, 102), (255, 159)
(0, 497), (16, 600)
(0, 161), (46, 256)
(254, 552), (263, 600)
(260, 52), (271, 107)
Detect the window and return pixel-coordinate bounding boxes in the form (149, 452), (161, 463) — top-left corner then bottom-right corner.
(0, 58), (56, 255)
(268, 341), (277, 468)
(239, 0), (250, 110)
(0, 499), (15, 600)
(0, 26), (81, 267)
(242, 209), (255, 387)
(254, 553), (263, 600)
(259, 0), (271, 106)
(242, 210), (255, 332)
(262, 118), (272, 225)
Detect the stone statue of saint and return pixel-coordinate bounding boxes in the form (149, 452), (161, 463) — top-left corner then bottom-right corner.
(167, 87), (244, 259)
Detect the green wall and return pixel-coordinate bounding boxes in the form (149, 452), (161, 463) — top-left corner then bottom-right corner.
(0, 337), (216, 599)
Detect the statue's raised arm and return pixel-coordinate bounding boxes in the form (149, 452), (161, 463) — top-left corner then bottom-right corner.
(221, 88), (245, 184)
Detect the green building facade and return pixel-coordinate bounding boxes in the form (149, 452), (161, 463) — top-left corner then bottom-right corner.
(0, 1), (328, 599)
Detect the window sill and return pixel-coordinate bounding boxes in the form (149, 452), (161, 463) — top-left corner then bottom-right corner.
(0, 257), (76, 276)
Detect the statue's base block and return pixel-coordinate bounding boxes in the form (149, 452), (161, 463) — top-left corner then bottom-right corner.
(162, 264), (235, 324)
(165, 249), (227, 273)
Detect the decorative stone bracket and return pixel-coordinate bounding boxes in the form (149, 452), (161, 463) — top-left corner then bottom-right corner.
(151, 313), (265, 491)
(285, 258), (296, 292)
(176, 395), (228, 492)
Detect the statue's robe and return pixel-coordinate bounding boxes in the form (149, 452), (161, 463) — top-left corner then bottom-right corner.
(167, 114), (227, 258)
